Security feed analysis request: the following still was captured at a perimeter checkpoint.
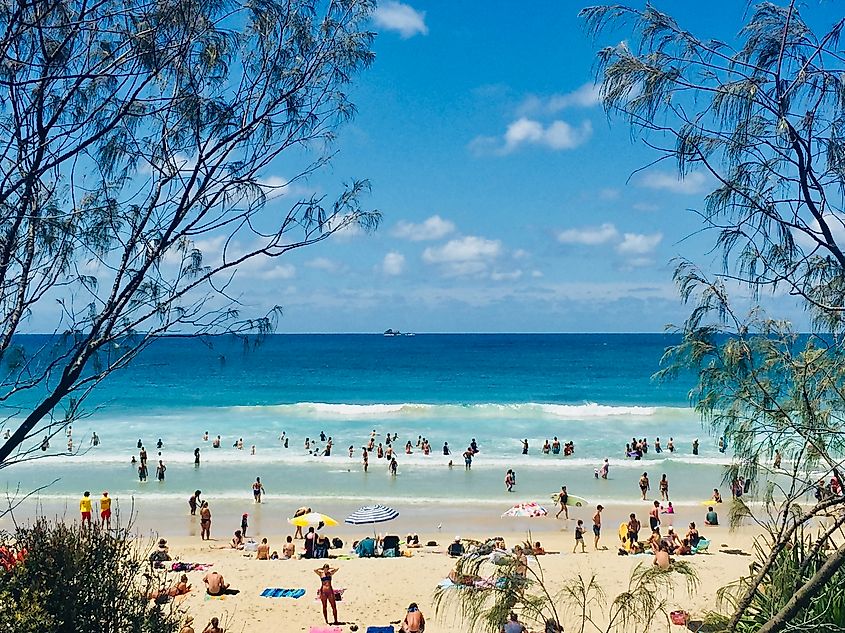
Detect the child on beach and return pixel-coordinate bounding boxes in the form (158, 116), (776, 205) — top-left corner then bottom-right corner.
(241, 514), (248, 537)
(573, 520), (586, 553)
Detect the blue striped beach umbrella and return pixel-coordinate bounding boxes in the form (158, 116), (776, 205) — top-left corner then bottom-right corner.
(344, 504), (400, 526)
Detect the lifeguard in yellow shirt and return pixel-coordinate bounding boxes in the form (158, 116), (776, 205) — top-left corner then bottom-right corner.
(100, 491), (112, 529)
(79, 491), (92, 527)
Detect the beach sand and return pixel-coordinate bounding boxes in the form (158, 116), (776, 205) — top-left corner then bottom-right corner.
(119, 502), (764, 633)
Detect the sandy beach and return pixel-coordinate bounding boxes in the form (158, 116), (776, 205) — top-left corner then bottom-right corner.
(21, 499), (766, 633)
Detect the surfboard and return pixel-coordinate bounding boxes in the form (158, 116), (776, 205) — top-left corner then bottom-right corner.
(549, 493), (589, 507)
(618, 522), (629, 545)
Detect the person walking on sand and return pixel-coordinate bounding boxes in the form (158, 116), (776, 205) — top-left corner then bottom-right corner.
(659, 474), (669, 501)
(80, 491), (93, 527)
(556, 486), (569, 519)
(293, 507), (311, 539)
(573, 519), (587, 553)
(649, 500), (661, 531)
(252, 477), (265, 503)
(200, 501), (211, 540)
(315, 564), (340, 625)
(592, 505), (604, 549)
(639, 472), (650, 500)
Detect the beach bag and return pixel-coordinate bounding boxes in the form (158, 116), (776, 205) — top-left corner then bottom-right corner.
(244, 540), (258, 552)
(670, 610), (689, 625)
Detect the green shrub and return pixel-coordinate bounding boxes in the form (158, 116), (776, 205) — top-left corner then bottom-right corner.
(0, 519), (182, 633)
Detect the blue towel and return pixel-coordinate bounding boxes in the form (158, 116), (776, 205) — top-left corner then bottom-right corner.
(366, 627), (395, 633)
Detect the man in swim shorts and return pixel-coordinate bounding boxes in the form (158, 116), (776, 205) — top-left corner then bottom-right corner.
(592, 505), (603, 549)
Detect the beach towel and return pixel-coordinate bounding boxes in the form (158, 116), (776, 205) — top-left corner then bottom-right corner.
(204, 594), (227, 601)
(260, 588), (306, 598)
(171, 562), (212, 572)
(366, 627), (395, 633)
(309, 628), (343, 633)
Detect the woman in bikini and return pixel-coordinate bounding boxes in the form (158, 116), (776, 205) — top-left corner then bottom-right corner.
(314, 564), (339, 625)
(200, 501), (211, 540)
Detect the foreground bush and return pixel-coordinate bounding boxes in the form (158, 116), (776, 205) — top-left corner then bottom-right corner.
(0, 519), (181, 633)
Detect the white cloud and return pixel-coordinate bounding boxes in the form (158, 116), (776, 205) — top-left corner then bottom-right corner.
(372, 1), (428, 38)
(472, 118), (593, 155)
(599, 188), (620, 200)
(257, 264), (296, 280)
(306, 257), (339, 272)
(639, 171), (708, 194)
(423, 236), (502, 277)
(392, 215), (455, 241)
(382, 251), (405, 276)
(531, 270), (544, 278)
(491, 270), (523, 281)
(557, 223), (619, 246)
(504, 118), (593, 153)
(518, 83), (602, 116)
(616, 232), (663, 255)
(512, 249), (529, 260)
(423, 236), (502, 263)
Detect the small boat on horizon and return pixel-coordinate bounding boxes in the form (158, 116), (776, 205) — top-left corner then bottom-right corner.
(384, 329), (415, 337)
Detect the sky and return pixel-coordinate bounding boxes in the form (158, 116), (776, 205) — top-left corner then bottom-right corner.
(29, 1), (845, 334)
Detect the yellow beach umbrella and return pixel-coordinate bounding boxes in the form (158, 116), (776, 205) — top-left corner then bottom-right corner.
(287, 512), (338, 528)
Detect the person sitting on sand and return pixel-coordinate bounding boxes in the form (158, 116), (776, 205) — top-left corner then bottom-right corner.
(653, 543), (671, 570)
(150, 538), (171, 564)
(230, 530), (244, 550)
(647, 529), (662, 554)
(406, 533), (421, 548)
(180, 615), (195, 633)
(712, 488), (723, 503)
(686, 522), (701, 548)
(502, 612), (527, 633)
(705, 506), (719, 526)
(257, 538), (270, 560)
(532, 541), (546, 555)
(283, 535), (296, 559)
(148, 573), (191, 601)
(202, 617), (224, 633)
(447, 537), (465, 557)
(662, 527), (680, 553)
(315, 564), (340, 625)
(675, 538), (692, 555)
(513, 545), (528, 577)
(203, 571), (229, 596)
(400, 602), (426, 633)
(448, 568), (482, 586)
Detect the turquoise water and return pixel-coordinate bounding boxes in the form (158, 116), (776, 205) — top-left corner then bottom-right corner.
(2, 334), (735, 509)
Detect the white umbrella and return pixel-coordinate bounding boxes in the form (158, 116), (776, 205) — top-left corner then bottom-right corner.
(345, 504), (399, 526)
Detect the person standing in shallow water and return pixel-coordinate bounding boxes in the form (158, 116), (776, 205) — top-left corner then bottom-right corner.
(156, 459), (166, 481)
(194, 448), (200, 466)
(253, 477), (265, 503)
(362, 447), (369, 472)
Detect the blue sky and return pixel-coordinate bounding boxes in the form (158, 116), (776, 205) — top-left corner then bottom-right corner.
(42, 1), (844, 334)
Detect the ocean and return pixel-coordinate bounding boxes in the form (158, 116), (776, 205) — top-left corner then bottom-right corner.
(1, 333), (745, 517)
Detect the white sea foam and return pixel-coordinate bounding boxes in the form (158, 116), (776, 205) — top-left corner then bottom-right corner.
(227, 401), (671, 420)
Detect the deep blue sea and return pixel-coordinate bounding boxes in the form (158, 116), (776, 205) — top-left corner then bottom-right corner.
(2, 334), (736, 511)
